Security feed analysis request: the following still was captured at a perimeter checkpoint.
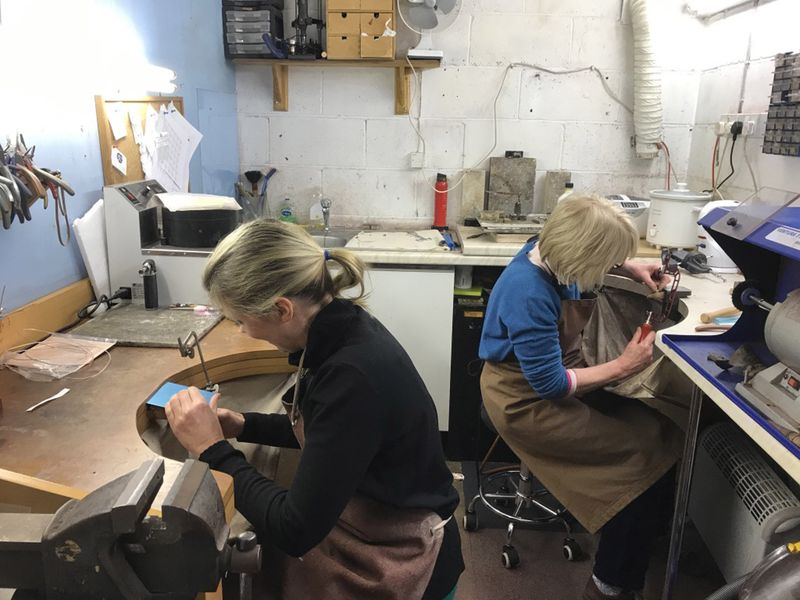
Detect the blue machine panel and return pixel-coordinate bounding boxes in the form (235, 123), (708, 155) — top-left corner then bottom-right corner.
(670, 204), (800, 460)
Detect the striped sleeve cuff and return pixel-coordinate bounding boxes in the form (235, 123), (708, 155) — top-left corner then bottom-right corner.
(564, 368), (577, 398)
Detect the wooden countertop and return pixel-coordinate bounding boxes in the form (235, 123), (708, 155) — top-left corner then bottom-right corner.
(0, 320), (292, 501)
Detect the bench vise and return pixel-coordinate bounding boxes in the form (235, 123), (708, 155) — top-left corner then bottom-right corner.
(0, 459), (261, 599)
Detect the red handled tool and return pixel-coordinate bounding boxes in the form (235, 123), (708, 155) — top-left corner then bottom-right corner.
(639, 310), (653, 342)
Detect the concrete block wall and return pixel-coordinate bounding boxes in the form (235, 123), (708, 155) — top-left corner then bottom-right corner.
(235, 0), (702, 228)
(687, 0), (800, 201)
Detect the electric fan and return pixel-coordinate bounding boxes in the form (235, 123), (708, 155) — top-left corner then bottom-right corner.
(398, 0), (460, 60)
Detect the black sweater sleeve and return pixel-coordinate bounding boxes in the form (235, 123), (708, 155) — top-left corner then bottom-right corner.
(200, 364), (382, 558)
(236, 412), (300, 449)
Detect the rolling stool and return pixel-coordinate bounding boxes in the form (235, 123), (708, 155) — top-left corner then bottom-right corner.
(463, 403), (582, 569)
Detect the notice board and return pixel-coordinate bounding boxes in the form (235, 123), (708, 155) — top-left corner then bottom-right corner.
(94, 95), (185, 185)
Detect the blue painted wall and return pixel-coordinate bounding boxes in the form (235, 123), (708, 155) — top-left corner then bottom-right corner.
(0, 0), (238, 312)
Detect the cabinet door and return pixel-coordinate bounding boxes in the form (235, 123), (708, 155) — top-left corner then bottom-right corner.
(358, 266), (454, 431)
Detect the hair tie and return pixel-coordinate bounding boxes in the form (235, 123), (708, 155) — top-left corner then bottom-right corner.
(323, 249), (330, 260)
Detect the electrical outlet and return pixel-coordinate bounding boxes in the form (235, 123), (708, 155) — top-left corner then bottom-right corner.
(718, 112), (768, 137)
(409, 152), (424, 169)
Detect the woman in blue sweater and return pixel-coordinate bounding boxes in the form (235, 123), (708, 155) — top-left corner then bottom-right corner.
(479, 194), (683, 600)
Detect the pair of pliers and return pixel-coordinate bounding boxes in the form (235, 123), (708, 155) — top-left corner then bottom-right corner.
(10, 164), (48, 210)
(0, 164), (31, 225)
(34, 168), (75, 246)
(439, 230), (460, 251)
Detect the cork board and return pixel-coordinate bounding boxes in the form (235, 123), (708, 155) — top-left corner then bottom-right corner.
(94, 95), (185, 185)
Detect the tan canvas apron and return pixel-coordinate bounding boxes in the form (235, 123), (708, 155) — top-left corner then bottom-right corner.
(275, 357), (448, 600)
(480, 295), (683, 534)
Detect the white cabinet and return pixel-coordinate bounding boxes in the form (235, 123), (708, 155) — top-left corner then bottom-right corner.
(360, 266), (454, 431)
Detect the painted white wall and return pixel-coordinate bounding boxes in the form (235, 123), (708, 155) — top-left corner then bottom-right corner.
(687, 0), (800, 201)
(235, 0), (703, 228)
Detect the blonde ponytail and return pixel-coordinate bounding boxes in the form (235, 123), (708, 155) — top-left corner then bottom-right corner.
(203, 220), (367, 317)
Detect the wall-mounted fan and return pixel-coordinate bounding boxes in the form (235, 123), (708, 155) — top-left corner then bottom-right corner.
(398, 0), (460, 60)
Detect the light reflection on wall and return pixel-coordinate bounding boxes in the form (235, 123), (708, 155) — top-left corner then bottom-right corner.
(0, 0), (174, 140)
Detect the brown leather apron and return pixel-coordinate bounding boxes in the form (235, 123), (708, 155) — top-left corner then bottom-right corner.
(275, 357), (448, 600)
(480, 295), (682, 534)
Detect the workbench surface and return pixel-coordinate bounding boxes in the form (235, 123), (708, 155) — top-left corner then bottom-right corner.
(0, 320), (291, 502)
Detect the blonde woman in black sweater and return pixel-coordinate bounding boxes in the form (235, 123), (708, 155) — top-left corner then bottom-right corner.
(166, 219), (463, 600)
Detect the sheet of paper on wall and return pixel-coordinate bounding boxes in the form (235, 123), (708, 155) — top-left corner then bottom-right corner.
(150, 104), (203, 193)
(129, 107), (144, 144)
(111, 146), (127, 175)
(140, 105), (161, 180)
(107, 102), (129, 141)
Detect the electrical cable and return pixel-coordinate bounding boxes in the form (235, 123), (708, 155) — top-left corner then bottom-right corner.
(410, 61), (635, 195)
(405, 56), (426, 155)
(709, 135), (721, 194)
(743, 135), (759, 193)
(713, 134), (730, 199)
(715, 136), (737, 190)
(657, 141), (678, 190)
(77, 287), (130, 319)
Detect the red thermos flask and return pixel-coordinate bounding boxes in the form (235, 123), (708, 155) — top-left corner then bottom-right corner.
(433, 173), (448, 230)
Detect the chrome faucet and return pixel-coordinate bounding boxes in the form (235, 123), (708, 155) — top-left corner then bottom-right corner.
(320, 198), (332, 233)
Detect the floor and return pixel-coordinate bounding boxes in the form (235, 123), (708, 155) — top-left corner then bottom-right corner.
(451, 461), (725, 600)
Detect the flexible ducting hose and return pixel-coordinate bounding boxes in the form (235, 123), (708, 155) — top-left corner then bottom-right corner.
(629, 0), (663, 158)
(703, 574), (747, 600)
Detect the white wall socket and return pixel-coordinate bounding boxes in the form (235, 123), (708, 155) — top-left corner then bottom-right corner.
(717, 112), (768, 137)
(409, 151), (425, 169)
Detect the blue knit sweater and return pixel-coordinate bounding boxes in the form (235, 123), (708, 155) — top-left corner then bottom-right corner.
(479, 242), (579, 400)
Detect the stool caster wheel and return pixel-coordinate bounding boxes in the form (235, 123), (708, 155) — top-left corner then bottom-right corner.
(562, 537), (582, 561)
(463, 512), (479, 532)
(501, 544), (520, 569)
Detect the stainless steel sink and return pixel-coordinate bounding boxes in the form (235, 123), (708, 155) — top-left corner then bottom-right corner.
(310, 234), (348, 248)
(308, 229), (361, 248)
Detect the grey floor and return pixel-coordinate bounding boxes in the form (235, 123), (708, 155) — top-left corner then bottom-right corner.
(450, 462), (725, 600)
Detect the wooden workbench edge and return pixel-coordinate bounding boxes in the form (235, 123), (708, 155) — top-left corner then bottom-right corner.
(0, 279), (94, 354)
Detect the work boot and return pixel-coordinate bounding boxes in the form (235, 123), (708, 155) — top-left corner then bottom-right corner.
(582, 576), (642, 600)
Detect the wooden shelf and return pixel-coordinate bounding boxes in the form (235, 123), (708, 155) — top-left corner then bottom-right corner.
(232, 57), (441, 115)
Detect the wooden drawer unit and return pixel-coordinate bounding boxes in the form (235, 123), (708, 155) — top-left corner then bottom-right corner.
(361, 0), (393, 10)
(328, 11), (361, 34)
(325, 0), (395, 60)
(328, 0), (361, 9)
(360, 12), (394, 59)
(326, 34), (361, 59)
(360, 11), (392, 35)
(360, 34), (393, 59)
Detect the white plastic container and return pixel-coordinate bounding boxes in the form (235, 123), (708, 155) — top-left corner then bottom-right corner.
(697, 200), (739, 273)
(607, 194), (650, 238)
(646, 183), (712, 249)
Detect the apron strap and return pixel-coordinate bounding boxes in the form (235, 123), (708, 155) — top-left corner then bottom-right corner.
(431, 515), (452, 534)
(290, 349), (307, 426)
